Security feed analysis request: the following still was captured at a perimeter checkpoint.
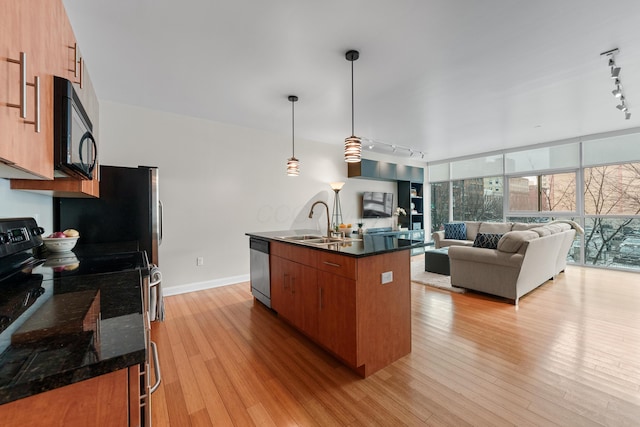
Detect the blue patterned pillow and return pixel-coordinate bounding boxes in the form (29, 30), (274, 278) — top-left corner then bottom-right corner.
(444, 222), (466, 240)
(472, 233), (503, 249)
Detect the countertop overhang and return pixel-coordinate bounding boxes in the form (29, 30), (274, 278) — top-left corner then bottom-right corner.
(0, 260), (146, 405)
(246, 229), (425, 257)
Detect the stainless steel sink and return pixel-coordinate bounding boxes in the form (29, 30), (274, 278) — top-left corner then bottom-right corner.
(279, 235), (363, 247)
(279, 234), (323, 241)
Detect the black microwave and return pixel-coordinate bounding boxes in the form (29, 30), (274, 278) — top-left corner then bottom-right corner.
(53, 76), (97, 180)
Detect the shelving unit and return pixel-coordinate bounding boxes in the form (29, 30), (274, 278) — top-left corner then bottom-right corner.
(398, 180), (425, 255)
(348, 158), (426, 254)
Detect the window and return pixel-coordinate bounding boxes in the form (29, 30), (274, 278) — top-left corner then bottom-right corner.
(582, 162), (640, 270)
(452, 177), (503, 222)
(508, 172), (576, 213)
(584, 163), (640, 215)
(430, 182), (449, 233)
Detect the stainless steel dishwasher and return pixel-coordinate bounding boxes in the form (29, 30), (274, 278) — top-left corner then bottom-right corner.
(249, 237), (271, 307)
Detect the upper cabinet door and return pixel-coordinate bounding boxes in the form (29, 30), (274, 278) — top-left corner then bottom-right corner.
(0, 0), (54, 179)
(6, 0), (100, 197)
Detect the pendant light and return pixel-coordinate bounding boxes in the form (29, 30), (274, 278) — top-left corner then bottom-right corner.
(286, 95), (300, 176)
(344, 50), (362, 163)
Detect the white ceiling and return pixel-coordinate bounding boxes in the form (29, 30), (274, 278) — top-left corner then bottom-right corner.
(62, 0), (640, 162)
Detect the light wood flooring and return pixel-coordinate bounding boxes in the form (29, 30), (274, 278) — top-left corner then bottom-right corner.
(150, 264), (640, 426)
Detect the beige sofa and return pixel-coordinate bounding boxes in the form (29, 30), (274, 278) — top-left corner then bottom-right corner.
(432, 221), (580, 304)
(433, 221), (522, 248)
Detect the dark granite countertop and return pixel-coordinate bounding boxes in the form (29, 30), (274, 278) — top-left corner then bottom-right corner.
(0, 266), (146, 405)
(246, 229), (425, 257)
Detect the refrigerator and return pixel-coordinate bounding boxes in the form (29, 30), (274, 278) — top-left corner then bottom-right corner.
(54, 165), (162, 267)
(53, 165), (163, 320)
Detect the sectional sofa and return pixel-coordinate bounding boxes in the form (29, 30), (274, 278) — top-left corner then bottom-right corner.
(431, 221), (581, 304)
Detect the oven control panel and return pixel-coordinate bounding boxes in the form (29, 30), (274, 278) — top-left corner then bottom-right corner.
(0, 218), (44, 259)
(5, 227), (29, 243)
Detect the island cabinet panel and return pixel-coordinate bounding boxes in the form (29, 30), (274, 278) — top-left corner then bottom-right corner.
(317, 271), (357, 366)
(271, 241), (317, 268)
(270, 245), (319, 339)
(317, 251), (357, 280)
(269, 240), (412, 377)
(356, 250), (412, 376)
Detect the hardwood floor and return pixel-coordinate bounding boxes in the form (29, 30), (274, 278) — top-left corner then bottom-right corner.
(150, 265), (640, 426)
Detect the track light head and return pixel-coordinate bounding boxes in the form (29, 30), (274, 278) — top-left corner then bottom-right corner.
(616, 102), (627, 112)
(612, 87), (622, 98)
(625, 111), (631, 120)
(611, 67), (621, 78)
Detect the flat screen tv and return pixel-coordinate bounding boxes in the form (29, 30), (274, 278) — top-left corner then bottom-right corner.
(362, 192), (393, 218)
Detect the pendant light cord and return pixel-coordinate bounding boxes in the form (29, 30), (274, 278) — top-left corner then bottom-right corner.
(291, 99), (295, 157)
(351, 59), (355, 136)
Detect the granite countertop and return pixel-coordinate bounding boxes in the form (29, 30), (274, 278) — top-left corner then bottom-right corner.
(0, 267), (146, 405)
(246, 229), (425, 257)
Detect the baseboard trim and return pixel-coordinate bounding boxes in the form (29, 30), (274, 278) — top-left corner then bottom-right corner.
(163, 274), (250, 296)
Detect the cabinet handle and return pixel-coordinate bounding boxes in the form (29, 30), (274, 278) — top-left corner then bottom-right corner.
(69, 43), (84, 88)
(6, 52), (40, 132)
(7, 52), (27, 119)
(24, 76), (40, 133)
(283, 273), (289, 290)
(78, 56), (84, 89)
(323, 261), (341, 268)
(319, 287), (323, 310)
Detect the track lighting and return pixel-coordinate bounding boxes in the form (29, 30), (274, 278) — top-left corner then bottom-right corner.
(612, 86), (622, 98)
(601, 48), (631, 120)
(360, 137), (426, 160)
(611, 66), (621, 79)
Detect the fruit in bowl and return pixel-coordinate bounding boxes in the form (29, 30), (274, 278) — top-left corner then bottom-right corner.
(43, 229), (80, 253)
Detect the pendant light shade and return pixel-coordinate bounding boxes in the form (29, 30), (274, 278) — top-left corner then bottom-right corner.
(287, 95), (300, 176)
(344, 50), (362, 163)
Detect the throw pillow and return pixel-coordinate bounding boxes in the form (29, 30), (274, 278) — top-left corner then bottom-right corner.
(444, 222), (466, 240)
(472, 233), (503, 249)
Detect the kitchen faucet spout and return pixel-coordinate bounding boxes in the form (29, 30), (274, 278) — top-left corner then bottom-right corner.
(308, 201), (331, 237)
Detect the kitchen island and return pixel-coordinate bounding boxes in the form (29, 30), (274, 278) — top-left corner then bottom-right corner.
(246, 230), (423, 377)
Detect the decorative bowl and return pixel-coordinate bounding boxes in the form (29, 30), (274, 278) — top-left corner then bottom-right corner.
(42, 236), (79, 253)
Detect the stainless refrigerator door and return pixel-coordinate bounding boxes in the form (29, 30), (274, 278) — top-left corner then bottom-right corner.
(149, 166), (160, 267)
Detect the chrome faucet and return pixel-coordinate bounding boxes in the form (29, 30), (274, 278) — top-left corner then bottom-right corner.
(308, 201), (331, 237)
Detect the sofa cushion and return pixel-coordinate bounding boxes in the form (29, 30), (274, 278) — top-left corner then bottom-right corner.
(472, 233), (504, 249)
(530, 227), (551, 237)
(444, 222), (467, 240)
(512, 222), (541, 231)
(465, 221), (481, 241)
(497, 230), (539, 253)
(478, 222), (513, 234)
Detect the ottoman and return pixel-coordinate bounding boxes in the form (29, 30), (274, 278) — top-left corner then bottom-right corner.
(424, 247), (450, 275)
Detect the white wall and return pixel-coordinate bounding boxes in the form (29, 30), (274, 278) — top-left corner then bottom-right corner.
(99, 101), (419, 294)
(0, 179), (53, 233)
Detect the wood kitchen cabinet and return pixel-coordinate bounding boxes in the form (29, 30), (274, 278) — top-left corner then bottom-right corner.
(269, 241), (411, 377)
(270, 247), (318, 339)
(2, 0), (100, 197)
(317, 271), (357, 365)
(0, 0), (55, 179)
(0, 367), (138, 427)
